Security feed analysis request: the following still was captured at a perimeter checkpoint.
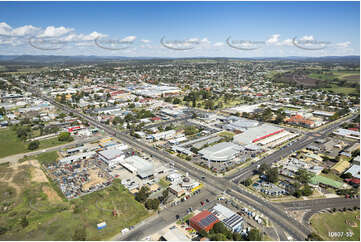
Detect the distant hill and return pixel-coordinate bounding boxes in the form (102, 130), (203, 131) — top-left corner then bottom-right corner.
(0, 55), (359, 64)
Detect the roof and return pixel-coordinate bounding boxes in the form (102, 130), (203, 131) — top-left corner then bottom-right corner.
(198, 142), (242, 162)
(310, 175), (343, 189)
(99, 149), (124, 160)
(190, 211), (219, 229)
(161, 228), (191, 241)
(345, 165), (360, 179)
(331, 159), (350, 174)
(123, 156), (154, 178)
(233, 124), (284, 144)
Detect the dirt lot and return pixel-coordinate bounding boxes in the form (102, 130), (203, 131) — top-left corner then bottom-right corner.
(42, 185), (61, 203)
(82, 168), (107, 190)
(27, 160), (48, 183)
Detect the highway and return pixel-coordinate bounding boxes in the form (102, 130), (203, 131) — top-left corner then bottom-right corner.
(276, 197), (360, 211)
(17, 82), (358, 241)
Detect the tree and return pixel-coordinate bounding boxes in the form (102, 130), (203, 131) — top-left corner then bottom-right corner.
(258, 163), (269, 175)
(28, 140), (40, 150)
(199, 230), (209, 238)
(295, 169), (312, 184)
(58, 132), (73, 142)
(247, 228), (262, 241)
(72, 226), (87, 241)
(244, 178), (252, 187)
(265, 167), (279, 183)
(233, 232), (243, 241)
(211, 233), (227, 241)
(302, 184), (313, 196)
(145, 199), (160, 210)
(341, 172), (353, 179)
(212, 222), (227, 234)
(135, 186), (150, 203)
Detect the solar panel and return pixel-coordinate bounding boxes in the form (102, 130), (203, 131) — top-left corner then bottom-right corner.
(199, 214), (218, 228)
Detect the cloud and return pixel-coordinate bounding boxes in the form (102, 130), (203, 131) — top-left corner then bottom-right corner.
(280, 38), (293, 46)
(300, 35), (314, 41)
(335, 41), (351, 48)
(0, 22), (40, 37)
(38, 26), (74, 38)
(121, 36), (136, 42)
(141, 39), (150, 43)
(266, 34), (280, 44)
(214, 42), (224, 47)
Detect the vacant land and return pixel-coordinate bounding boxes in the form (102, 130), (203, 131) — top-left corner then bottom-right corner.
(322, 84), (359, 95)
(0, 128), (70, 158)
(0, 160), (149, 240)
(0, 128), (28, 158)
(311, 210), (360, 241)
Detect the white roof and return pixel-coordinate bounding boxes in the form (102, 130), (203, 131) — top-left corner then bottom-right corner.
(198, 142), (242, 162)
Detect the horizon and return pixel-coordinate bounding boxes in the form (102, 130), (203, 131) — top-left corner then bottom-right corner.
(0, 1), (360, 57)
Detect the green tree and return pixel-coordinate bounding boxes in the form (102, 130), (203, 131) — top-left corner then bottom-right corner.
(212, 222), (227, 234)
(295, 168), (312, 184)
(135, 186), (150, 203)
(211, 233), (227, 241)
(265, 167), (279, 183)
(247, 228), (262, 241)
(244, 178), (252, 187)
(28, 140), (40, 150)
(233, 232), (243, 241)
(58, 132), (73, 142)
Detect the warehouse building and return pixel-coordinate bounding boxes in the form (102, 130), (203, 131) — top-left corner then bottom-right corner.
(98, 149), (125, 167)
(189, 210), (220, 232)
(223, 119), (259, 132)
(59, 151), (96, 165)
(233, 124), (284, 145)
(122, 156), (154, 179)
(198, 142), (242, 162)
(209, 204), (243, 232)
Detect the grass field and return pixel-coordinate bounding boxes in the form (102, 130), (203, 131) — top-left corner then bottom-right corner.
(311, 211), (360, 241)
(0, 128), (28, 158)
(0, 128), (70, 158)
(321, 84), (359, 95)
(0, 161), (150, 240)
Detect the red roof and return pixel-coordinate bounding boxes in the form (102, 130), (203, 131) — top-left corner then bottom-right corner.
(345, 178), (360, 184)
(151, 117), (161, 121)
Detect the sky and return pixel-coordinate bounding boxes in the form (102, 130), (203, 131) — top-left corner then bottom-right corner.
(0, 1), (359, 57)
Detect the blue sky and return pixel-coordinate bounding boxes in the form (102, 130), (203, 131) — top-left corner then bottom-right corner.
(0, 1), (359, 57)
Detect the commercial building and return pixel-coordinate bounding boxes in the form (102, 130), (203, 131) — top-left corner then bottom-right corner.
(189, 210), (220, 232)
(209, 204), (243, 232)
(147, 130), (176, 141)
(333, 128), (360, 140)
(168, 184), (185, 197)
(59, 151), (96, 164)
(198, 142), (242, 162)
(122, 156), (154, 178)
(160, 227), (191, 241)
(233, 124), (284, 145)
(98, 149), (125, 167)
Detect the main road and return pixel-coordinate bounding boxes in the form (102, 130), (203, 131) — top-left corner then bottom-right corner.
(17, 82), (357, 241)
